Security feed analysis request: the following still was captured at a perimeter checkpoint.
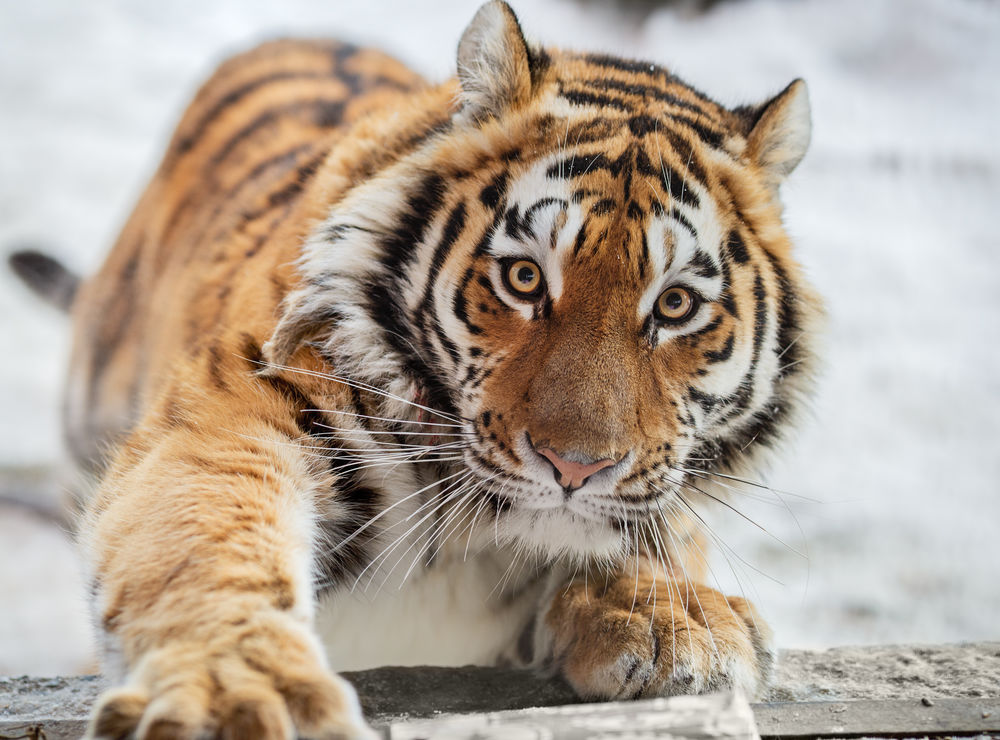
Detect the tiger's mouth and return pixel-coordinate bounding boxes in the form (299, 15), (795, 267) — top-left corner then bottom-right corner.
(462, 432), (678, 550)
(479, 481), (676, 560)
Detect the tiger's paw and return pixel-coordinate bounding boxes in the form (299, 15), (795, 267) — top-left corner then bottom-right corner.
(86, 615), (375, 740)
(542, 572), (774, 701)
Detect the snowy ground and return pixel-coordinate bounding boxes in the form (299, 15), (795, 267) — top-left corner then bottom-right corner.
(1, 0), (998, 675)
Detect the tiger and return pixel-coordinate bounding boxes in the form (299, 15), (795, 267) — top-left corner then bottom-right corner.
(10, 1), (822, 737)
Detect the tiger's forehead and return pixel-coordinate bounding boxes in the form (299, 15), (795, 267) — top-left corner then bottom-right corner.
(485, 144), (726, 301)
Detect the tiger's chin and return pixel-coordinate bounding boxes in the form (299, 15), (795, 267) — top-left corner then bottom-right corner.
(493, 501), (634, 562)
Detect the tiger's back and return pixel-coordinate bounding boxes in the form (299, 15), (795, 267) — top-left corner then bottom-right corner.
(65, 39), (427, 474)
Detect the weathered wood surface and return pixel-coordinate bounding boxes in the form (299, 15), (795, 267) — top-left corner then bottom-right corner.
(2, 643), (999, 739)
(388, 691), (759, 739)
(756, 698), (1000, 738)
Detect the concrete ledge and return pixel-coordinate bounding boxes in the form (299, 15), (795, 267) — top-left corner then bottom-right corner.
(1, 643), (998, 738)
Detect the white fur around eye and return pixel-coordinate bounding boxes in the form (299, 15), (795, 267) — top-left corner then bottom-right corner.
(486, 155), (583, 308)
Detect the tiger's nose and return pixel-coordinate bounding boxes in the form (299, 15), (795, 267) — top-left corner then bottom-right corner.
(535, 445), (616, 491)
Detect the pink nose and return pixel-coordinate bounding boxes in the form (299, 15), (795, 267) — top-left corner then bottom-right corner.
(535, 446), (616, 491)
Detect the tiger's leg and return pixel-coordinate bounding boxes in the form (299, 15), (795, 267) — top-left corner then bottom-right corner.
(530, 534), (774, 700)
(81, 421), (374, 740)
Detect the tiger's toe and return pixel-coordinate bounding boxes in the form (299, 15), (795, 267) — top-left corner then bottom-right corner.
(544, 576), (773, 701)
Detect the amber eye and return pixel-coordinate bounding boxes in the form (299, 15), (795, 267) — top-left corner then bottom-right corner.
(654, 286), (698, 324)
(501, 259), (545, 298)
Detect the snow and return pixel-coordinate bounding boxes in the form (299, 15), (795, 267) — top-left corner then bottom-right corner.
(1, 0), (998, 674)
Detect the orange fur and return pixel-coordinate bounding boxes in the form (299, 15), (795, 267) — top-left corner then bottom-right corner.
(61, 4), (821, 737)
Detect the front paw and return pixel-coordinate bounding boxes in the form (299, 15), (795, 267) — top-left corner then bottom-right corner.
(87, 613), (374, 740)
(542, 572), (774, 700)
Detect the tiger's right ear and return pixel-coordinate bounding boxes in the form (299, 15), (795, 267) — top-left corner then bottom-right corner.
(456, 1), (535, 123)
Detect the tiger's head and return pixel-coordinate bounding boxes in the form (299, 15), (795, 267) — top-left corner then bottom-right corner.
(268, 1), (822, 560)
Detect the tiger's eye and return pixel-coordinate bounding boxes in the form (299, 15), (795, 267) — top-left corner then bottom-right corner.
(504, 259), (543, 297)
(654, 286), (697, 323)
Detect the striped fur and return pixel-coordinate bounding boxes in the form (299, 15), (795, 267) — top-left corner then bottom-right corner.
(65, 3), (821, 737)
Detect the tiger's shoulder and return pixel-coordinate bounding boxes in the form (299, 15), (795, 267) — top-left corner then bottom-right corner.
(64, 38), (439, 472)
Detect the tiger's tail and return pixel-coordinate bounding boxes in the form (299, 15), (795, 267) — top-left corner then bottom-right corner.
(8, 249), (80, 312)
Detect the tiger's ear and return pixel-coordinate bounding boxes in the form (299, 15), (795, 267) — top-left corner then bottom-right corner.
(456, 1), (534, 123)
(743, 79), (811, 188)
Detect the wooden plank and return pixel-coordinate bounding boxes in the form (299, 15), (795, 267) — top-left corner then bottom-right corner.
(386, 691), (760, 740)
(0, 719), (89, 740)
(754, 698), (1000, 738)
(2, 698), (1000, 739)
(2, 644), (1000, 739)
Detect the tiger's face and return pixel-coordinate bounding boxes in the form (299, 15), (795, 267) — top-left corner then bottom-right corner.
(455, 150), (734, 552)
(271, 1), (821, 560)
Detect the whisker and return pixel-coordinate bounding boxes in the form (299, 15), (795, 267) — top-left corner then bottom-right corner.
(248, 357), (465, 423)
(659, 482), (786, 587)
(626, 519), (641, 627)
(399, 485), (483, 588)
(373, 475), (482, 593)
(316, 408), (467, 429)
(678, 467), (818, 503)
(311, 424), (471, 439)
(775, 330), (806, 361)
(655, 508), (697, 665)
(666, 471), (807, 559)
(657, 493), (763, 636)
(680, 468), (793, 508)
(357, 472), (478, 592)
(322, 468), (471, 558)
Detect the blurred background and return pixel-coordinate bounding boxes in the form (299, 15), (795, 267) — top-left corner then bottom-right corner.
(1, 0), (998, 676)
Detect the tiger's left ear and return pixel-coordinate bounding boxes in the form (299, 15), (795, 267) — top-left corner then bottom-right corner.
(743, 79), (811, 188)
(456, 1), (535, 123)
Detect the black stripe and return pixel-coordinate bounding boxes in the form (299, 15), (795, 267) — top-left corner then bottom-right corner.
(661, 129), (709, 189)
(546, 152), (610, 180)
(172, 69), (335, 158)
(599, 81), (713, 120)
(688, 386), (722, 414)
(559, 87), (632, 113)
(87, 250), (140, 420)
(418, 200), (468, 319)
(718, 271), (768, 422)
(312, 100), (346, 127)
(207, 343), (230, 392)
(635, 145), (658, 177)
(704, 332), (735, 363)
(690, 250), (719, 279)
(522, 197), (568, 239)
(504, 205), (527, 240)
(638, 231), (649, 281)
(230, 149), (327, 233)
(257, 377), (326, 440)
(479, 172), (508, 210)
(583, 53), (678, 79)
(572, 224), (589, 257)
(685, 314), (723, 339)
(726, 230), (751, 264)
(408, 201), (468, 375)
(590, 198), (616, 216)
(659, 162), (700, 208)
(669, 113), (725, 149)
(565, 117), (619, 146)
(760, 249), (803, 380)
(669, 208), (698, 241)
(379, 172), (447, 276)
(209, 98), (346, 167)
(314, 464), (381, 593)
(718, 245), (739, 319)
